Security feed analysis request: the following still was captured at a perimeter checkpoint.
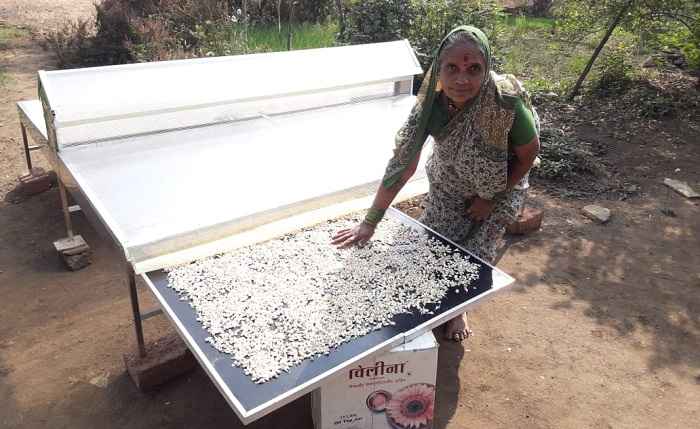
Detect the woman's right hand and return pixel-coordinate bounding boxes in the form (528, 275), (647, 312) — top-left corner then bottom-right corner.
(331, 222), (376, 249)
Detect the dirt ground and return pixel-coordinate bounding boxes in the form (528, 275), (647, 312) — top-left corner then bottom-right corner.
(0, 0), (94, 34)
(1, 4), (699, 429)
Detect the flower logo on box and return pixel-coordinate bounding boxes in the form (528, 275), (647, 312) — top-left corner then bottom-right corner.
(366, 383), (435, 429)
(366, 390), (391, 413)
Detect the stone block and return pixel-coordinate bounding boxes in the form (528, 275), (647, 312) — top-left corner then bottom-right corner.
(124, 332), (197, 392)
(582, 205), (611, 223)
(18, 168), (55, 196)
(663, 178), (699, 199)
(54, 235), (91, 270)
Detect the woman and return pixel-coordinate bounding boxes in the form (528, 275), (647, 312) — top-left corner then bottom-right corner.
(332, 26), (539, 341)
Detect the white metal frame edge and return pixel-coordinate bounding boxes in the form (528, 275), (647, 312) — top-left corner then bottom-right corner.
(140, 207), (516, 425)
(41, 39), (421, 76)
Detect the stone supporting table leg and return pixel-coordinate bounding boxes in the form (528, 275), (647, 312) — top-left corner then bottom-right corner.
(123, 264), (196, 391)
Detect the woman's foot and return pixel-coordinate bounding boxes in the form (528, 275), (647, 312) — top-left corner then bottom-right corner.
(444, 312), (472, 342)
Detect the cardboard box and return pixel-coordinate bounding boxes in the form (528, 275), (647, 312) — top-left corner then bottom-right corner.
(312, 331), (438, 429)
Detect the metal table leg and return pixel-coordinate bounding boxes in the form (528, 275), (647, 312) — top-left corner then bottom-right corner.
(127, 263), (147, 358)
(57, 179), (74, 238)
(20, 123), (32, 172)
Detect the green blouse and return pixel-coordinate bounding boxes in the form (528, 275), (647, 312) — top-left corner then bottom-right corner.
(426, 94), (537, 147)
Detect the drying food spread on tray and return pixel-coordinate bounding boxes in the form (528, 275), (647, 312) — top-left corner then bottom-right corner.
(166, 215), (480, 383)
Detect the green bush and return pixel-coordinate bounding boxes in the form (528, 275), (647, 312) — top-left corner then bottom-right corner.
(185, 21), (247, 57)
(409, 0), (503, 65)
(589, 43), (634, 96)
(340, 0), (503, 69)
(656, 25), (700, 70)
(43, 2), (137, 68)
(340, 0), (414, 45)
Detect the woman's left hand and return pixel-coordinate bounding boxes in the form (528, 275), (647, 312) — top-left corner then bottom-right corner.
(467, 196), (495, 222)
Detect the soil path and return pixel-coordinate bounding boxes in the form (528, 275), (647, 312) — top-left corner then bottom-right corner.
(0, 0), (94, 33)
(1, 3), (699, 429)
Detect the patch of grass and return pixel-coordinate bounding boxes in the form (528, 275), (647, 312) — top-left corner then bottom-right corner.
(0, 24), (29, 86)
(500, 15), (555, 32)
(0, 67), (8, 87)
(247, 22), (338, 52)
(191, 21), (338, 57)
(0, 24), (30, 49)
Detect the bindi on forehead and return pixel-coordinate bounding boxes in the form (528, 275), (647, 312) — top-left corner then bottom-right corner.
(443, 43), (483, 64)
(461, 53), (480, 65)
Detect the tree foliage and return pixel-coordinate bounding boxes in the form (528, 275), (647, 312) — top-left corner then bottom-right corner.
(556, 0), (700, 67)
(557, 0), (699, 97)
(339, 0), (503, 69)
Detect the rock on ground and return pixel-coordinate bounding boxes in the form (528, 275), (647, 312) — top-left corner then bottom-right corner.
(582, 204), (611, 223)
(663, 178), (700, 199)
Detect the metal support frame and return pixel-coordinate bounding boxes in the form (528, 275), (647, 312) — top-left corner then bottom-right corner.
(35, 79), (157, 361)
(57, 179), (74, 238)
(140, 308), (164, 321)
(18, 118), (46, 174)
(127, 263), (147, 358)
(126, 262), (164, 358)
(52, 159), (154, 360)
(20, 123), (32, 172)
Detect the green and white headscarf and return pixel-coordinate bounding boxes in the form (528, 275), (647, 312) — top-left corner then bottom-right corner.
(382, 25), (495, 188)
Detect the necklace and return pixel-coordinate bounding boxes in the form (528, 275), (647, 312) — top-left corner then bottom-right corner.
(445, 96), (461, 118)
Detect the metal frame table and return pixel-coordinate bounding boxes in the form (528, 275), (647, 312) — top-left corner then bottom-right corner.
(15, 40), (516, 425)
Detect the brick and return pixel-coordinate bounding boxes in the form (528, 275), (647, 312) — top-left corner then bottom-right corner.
(124, 332), (197, 392)
(18, 168), (54, 196)
(62, 250), (91, 271)
(506, 207), (544, 235)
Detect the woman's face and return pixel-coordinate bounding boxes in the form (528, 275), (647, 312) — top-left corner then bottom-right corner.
(439, 41), (486, 106)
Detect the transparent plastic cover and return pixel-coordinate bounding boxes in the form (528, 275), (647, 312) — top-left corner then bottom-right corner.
(43, 41), (426, 263)
(40, 40), (422, 148)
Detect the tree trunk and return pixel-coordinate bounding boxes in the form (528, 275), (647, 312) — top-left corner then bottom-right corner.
(568, 0), (635, 100)
(335, 0), (346, 41)
(242, 0), (248, 51)
(277, 0), (282, 33)
(287, 0), (294, 51)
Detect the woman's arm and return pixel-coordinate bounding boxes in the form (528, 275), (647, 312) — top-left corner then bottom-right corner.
(332, 98), (428, 248)
(467, 135), (539, 222)
(369, 153), (421, 213)
(507, 135), (540, 190)
(331, 153), (421, 248)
